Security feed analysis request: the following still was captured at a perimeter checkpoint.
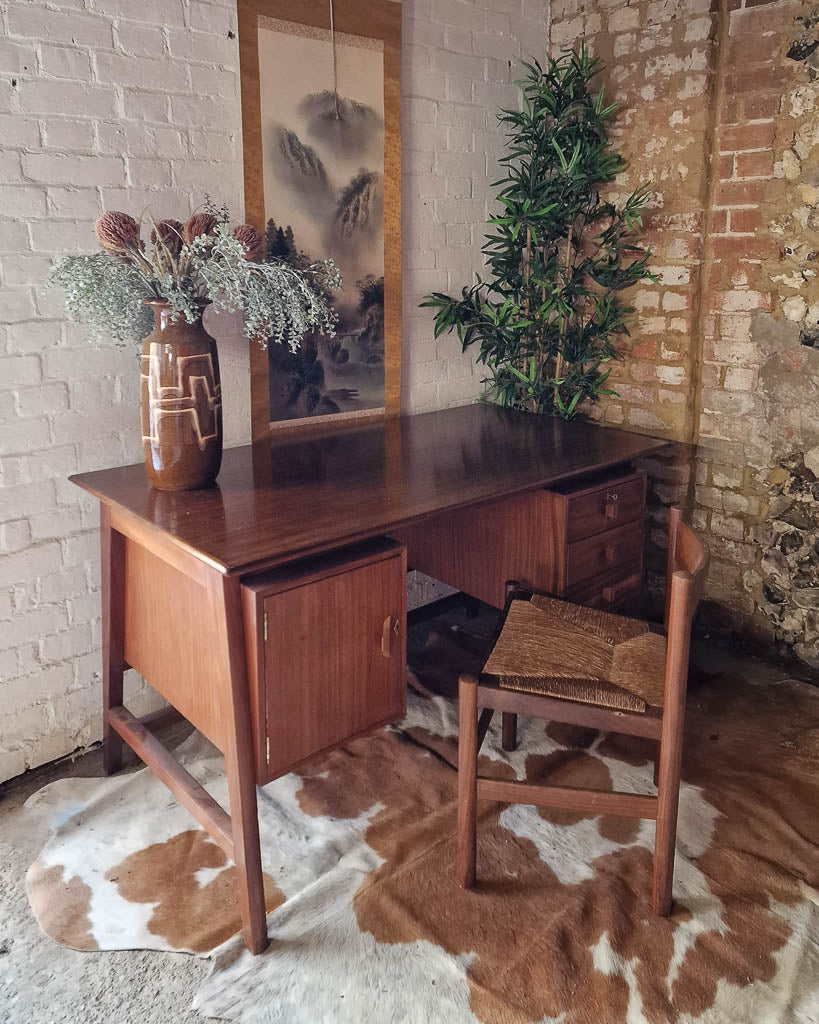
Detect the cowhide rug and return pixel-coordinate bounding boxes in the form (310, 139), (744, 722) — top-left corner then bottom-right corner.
(24, 626), (819, 1023)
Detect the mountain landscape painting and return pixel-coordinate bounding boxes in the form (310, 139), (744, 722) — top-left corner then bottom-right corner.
(257, 17), (386, 425)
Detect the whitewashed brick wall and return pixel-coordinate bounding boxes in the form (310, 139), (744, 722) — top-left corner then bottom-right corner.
(401, 0), (547, 412)
(0, 0), (546, 783)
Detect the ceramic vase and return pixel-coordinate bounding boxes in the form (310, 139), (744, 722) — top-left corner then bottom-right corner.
(140, 301), (222, 491)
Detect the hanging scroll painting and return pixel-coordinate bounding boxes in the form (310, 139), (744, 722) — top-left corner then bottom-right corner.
(238, 1), (402, 439)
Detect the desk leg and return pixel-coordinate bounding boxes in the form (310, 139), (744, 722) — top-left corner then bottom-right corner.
(212, 573), (269, 955)
(101, 505), (125, 776)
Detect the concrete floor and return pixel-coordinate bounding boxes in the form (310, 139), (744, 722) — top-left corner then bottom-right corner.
(0, 606), (808, 1024)
(0, 720), (210, 1024)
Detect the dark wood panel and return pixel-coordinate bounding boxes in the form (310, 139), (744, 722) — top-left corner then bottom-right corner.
(262, 548), (406, 780)
(394, 489), (564, 608)
(71, 406), (667, 576)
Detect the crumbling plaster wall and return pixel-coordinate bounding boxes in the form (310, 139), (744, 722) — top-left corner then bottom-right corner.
(550, 0), (819, 670)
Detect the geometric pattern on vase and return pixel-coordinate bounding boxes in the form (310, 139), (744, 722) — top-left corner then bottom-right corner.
(140, 350), (222, 453)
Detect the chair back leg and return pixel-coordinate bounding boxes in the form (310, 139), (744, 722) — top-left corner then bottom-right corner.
(651, 697), (685, 914)
(457, 674), (479, 888)
(501, 712), (518, 751)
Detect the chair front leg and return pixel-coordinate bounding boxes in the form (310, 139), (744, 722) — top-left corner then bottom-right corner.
(457, 674), (479, 888)
(652, 719), (684, 915)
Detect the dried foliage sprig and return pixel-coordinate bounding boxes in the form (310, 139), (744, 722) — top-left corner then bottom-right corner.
(47, 199), (341, 350)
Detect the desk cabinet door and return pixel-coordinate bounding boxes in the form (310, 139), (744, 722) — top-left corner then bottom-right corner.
(262, 552), (406, 781)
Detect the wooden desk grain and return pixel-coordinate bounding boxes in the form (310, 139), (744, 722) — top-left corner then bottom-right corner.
(71, 404), (666, 575)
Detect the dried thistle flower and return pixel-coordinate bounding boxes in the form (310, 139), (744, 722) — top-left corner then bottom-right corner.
(233, 224), (263, 262)
(47, 202), (342, 352)
(95, 211), (141, 253)
(151, 218), (183, 256)
(183, 213), (217, 243)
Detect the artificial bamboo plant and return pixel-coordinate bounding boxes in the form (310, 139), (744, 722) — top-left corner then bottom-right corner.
(422, 48), (657, 419)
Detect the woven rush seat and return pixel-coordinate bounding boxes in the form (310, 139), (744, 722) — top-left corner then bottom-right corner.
(481, 594), (666, 713)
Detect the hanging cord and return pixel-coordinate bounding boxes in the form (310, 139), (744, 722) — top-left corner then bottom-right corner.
(329, 0), (341, 119)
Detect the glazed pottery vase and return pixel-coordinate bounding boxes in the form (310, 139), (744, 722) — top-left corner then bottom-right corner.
(140, 301), (222, 491)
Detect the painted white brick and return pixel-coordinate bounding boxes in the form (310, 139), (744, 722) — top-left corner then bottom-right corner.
(40, 623), (94, 664)
(127, 158), (172, 189)
(29, 219), (97, 253)
(95, 52), (189, 93)
(0, 287), (38, 322)
(189, 2), (233, 35)
(6, 7), (114, 49)
(0, 542), (63, 589)
(15, 383), (69, 419)
(40, 44), (93, 81)
(113, 23), (168, 59)
(0, 185), (48, 219)
(23, 152), (124, 187)
(18, 80), (118, 119)
(166, 28), (236, 64)
(122, 90), (171, 123)
(0, 115), (41, 148)
(46, 187), (102, 219)
(0, 481), (57, 523)
(6, 320), (62, 355)
(39, 567), (89, 604)
(0, 38), (38, 73)
(1, 520), (32, 553)
(93, 0), (186, 28)
(0, 0), (547, 782)
(0, 417), (51, 456)
(189, 65), (239, 98)
(42, 117), (97, 152)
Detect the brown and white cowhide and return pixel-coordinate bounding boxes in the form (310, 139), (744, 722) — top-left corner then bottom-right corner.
(25, 630), (819, 1024)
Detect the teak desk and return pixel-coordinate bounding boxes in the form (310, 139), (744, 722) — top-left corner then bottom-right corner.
(71, 404), (665, 953)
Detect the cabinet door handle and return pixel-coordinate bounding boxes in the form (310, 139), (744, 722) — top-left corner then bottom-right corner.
(381, 615), (395, 657)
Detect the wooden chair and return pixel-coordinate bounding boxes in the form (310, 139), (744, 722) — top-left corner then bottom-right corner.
(456, 507), (709, 915)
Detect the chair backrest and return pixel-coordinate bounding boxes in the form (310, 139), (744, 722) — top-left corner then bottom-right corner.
(663, 507), (709, 628)
(662, 507), (709, 707)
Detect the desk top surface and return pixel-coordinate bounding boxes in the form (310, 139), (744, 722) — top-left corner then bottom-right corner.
(71, 404), (667, 576)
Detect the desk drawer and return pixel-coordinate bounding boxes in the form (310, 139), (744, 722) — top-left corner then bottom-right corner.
(566, 566), (642, 614)
(565, 473), (644, 542)
(566, 520), (643, 588)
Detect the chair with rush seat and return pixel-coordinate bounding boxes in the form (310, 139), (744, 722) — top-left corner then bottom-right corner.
(456, 507), (709, 915)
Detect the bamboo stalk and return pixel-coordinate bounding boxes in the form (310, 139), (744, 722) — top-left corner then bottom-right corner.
(554, 218), (573, 402)
(522, 224), (534, 410)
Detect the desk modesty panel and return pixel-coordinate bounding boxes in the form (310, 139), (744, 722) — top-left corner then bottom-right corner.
(71, 403), (667, 577)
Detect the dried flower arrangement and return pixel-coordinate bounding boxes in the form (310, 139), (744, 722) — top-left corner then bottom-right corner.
(47, 198), (342, 350)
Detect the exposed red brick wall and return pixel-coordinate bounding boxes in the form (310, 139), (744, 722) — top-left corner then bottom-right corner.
(550, 0), (819, 667)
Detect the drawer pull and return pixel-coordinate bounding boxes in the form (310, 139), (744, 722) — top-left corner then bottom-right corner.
(602, 586), (616, 604)
(381, 615), (399, 657)
(604, 543), (616, 562)
(605, 502), (619, 520)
